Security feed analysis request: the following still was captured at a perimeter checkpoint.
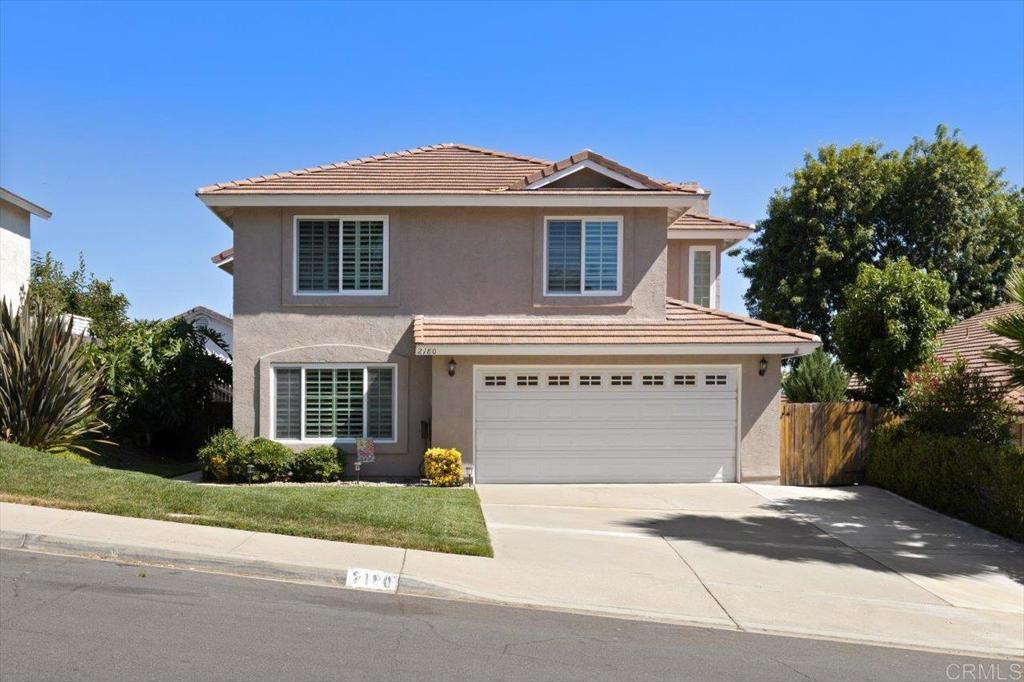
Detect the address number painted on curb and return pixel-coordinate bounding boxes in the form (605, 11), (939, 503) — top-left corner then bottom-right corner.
(345, 567), (399, 593)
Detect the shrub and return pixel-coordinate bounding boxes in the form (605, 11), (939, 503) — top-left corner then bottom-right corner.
(292, 445), (343, 482)
(424, 448), (464, 487)
(197, 428), (244, 482)
(781, 349), (850, 403)
(233, 437), (294, 483)
(902, 356), (1015, 443)
(868, 422), (1024, 541)
(0, 296), (106, 454)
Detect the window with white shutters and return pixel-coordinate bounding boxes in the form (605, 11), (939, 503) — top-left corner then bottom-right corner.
(273, 365), (396, 441)
(545, 218), (621, 295)
(295, 217), (387, 294)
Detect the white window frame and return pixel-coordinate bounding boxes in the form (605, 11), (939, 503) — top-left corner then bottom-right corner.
(543, 216), (623, 296)
(293, 215), (389, 296)
(688, 245), (717, 308)
(270, 363), (398, 444)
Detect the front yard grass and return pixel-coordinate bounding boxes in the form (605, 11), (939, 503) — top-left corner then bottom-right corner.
(0, 442), (492, 557)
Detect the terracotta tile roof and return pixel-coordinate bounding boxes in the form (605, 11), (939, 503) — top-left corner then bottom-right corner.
(669, 212), (754, 231)
(196, 143), (702, 195)
(936, 303), (1023, 412)
(413, 299), (819, 348)
(210, 247), (233, 265)
(197, 143), (551, 195)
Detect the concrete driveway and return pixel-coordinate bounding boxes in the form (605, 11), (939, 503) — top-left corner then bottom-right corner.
(405, 483), (1024, 656)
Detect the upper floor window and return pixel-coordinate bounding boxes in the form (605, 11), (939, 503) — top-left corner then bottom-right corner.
(689, 246), (716, 308)
(295, 217), (388, 295)
(544, 217), (622, 296)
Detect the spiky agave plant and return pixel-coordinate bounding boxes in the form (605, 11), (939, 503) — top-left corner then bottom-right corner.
(0, 296), (107, 453)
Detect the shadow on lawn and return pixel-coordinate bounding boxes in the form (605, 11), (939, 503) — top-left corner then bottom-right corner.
(622, 490), (1024, 585)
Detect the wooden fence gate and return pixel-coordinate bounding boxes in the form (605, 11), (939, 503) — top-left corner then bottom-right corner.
(779, 401), (886, 486)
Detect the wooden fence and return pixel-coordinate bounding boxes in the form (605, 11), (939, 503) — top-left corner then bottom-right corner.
(779, 401), (888, 486)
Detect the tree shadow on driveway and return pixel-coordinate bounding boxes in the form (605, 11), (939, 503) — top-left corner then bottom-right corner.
(621, 489), (1024, 585)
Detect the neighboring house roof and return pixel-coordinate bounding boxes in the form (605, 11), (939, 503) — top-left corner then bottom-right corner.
(0, 187), (52, 219)
(936, 302), (1023, 413)
(195, 143), (703, 196)
(177, 305), (233, 328)
(413, 299), (819, 355)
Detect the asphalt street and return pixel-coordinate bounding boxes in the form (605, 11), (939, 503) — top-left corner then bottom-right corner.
(0, 549), (1015, 682)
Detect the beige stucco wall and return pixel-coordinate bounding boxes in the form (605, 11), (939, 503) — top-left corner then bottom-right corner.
(430, 353), (783, 482)
(231, 205), (672, 476)
(0, 200), (31, 308)
(666, 240), (722, 304)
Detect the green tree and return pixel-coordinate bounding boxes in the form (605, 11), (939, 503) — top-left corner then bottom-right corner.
(986, 266), (1024, 389)
(91, 318), (230, 447)
(29, 252), (129, 339)
(781, 349), (850, 403)
(834, 259), (952, 406)
(736, 126), (1024, 349)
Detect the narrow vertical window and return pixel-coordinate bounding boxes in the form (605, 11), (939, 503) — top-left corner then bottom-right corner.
(274, 368), (302, 439)
(366, 367), (394, 439)
(296, 220), (340, 292)
(546, 220), (582, 293)
(691, 247), (714, 307)
(584, 220), (618, 292)
(341, 219), (385, 291)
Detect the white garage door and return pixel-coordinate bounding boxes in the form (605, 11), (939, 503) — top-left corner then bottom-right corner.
(474, 366), (738, 484)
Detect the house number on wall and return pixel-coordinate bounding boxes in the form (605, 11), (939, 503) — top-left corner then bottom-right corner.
(416, 347), (438, 355)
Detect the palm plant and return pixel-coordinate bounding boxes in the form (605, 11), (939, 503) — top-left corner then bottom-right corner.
(987, 267), (1024, 389)
(0, 296), (107, 453)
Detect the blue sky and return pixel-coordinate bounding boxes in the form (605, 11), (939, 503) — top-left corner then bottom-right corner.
(2, 0), (1021, 319)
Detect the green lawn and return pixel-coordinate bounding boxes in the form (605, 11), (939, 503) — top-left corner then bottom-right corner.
(0, 442), (492, 557)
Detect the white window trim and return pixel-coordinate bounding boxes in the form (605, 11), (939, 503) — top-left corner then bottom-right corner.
(271, 363), (398, 444)
(292, 215), (389, 296)
(543, 216), (624, 297)
(688, 245), (717, 308)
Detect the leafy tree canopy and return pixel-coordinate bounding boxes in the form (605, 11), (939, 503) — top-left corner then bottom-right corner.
(736, 126), (1024, 349)
(90, 318), (231, 446)
(29, 252), (130, 339)
(834, 259), (952, 406)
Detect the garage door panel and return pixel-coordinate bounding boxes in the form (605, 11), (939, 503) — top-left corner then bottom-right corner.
(476, 426), (737, 450)
(476, 396), (737, 421)
(474, 366), (738, 484)
(480, 455), (735, 484)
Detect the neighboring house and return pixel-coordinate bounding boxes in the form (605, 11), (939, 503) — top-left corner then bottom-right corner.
(936, 303), (1024, 446)
(177, 305), (233, 362)
(196, 143), (819, 483)
(0, 187), (51, 308)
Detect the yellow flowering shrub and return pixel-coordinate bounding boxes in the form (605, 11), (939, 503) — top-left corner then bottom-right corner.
(423, 447), (464, 487)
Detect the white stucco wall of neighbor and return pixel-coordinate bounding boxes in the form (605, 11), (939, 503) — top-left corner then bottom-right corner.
(0, 201), (32, 307)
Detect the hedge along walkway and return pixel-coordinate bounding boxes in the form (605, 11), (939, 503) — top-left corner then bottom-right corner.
(0, 443), (492, 557)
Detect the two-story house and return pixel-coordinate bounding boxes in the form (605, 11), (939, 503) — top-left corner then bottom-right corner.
(197, 144), (819, 484)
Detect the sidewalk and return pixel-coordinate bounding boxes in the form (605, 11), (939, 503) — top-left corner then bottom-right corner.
(2, 498), (1021, 659)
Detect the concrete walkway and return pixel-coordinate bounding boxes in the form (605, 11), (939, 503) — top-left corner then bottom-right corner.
(1, 483), (1021, 658)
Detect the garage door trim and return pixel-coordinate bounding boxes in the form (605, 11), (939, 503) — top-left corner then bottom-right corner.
(472, 364), (742, 484)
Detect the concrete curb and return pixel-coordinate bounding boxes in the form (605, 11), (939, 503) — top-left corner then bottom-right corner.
(2, 530), (1021, 660)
